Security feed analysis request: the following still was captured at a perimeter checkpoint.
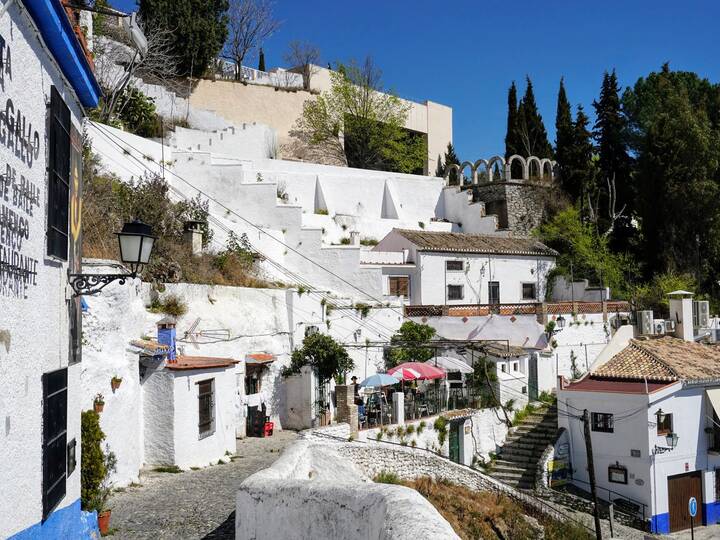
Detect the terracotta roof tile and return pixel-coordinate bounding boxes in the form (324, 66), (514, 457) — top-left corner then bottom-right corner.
(166, 355), (238, 371)
(393, 229), (557, 256)
(592, 336), (720, 383)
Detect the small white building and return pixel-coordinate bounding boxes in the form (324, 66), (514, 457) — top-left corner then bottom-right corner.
(557, 295), (720, 534)
(484, 343), (554, 408)
(0, 1), (100, 538)
(371, 229), (557, 305)
(135, 318), (239, 470)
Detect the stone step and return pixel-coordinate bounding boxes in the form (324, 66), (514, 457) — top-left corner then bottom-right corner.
(505, 431), (556, 443)
(498, 446), (546, 459)
(511, 424), (557, 436)
(502, 441), (551, 453)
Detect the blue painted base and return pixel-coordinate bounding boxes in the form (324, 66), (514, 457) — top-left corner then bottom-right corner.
(704, 502), (720, 526)
(8, 499), (99, 540)
(650, 513), (670, 534)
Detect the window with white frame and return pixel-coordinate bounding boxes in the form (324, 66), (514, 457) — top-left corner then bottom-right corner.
(522, 282), (537, 300)
(446, 260), (464, 272)
(447, 284), (464, 301)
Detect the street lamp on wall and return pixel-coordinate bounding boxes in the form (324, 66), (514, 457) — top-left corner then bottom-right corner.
(68, 220), (156, 296)
(556, 315), (566, 329)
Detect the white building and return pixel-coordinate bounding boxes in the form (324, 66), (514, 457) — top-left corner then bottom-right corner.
(557, 295), (720, 534)
(0, 1), (101, 538)
(371, 229), (557, 305)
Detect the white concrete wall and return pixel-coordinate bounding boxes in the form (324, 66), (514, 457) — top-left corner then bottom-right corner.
(236, 440), (459, 540)
(417, 252), (555, 306)
(551, 313), (614, 379)
(142, 366), (175, 466)
(0, 6), (86, 536)
(551, 276), (610, 302)
(171, 367), (237, 469)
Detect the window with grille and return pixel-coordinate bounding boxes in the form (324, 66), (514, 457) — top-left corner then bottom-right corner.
(488, 281), (500, 304)
(42, 368), (68, 519)
(47, 86), (71, 260)
(198, 379), (215, 438)
(447, 284), (464, 301)
(446, 260), (464, 272)
(591, 412), (614, 433)
(388, 276), (409, 297)
(522, 283), (537, 300)
(245, 370), (261, 394)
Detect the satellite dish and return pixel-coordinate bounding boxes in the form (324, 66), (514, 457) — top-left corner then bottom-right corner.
(123, 13), (148, 58)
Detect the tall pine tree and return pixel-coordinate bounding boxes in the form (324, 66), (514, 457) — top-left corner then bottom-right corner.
(505, 81), (520, 159)
(592, 70), (633, 247)
(516, 77), (553, 161)
(554, 77), (574, 173)
(435, 142), (460, 183)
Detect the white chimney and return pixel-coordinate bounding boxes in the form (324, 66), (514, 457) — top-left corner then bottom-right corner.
(183, 221), (204, 256)
(668, 290), (694, 342)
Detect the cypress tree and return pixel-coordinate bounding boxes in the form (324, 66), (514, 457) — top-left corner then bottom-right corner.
(436, 142), (460, 183)
(517, 77), (553, 160)
(258, 48), (266, 71)
(505, 81), (519, 159)
(563, 105), (594, 212)
(555, 77), (574, 173)
(592, 70), (633, 247)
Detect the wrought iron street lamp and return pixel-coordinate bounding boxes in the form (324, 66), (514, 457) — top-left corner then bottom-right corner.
(69, 219), (156, 296)
(653, 431), (679, 455)
(556, 315), (566, 329)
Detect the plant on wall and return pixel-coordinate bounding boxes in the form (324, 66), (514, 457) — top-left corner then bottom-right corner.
(570, 350), (582, 380)
(81, 411), (117, 512)
(433, 415), (448, 447)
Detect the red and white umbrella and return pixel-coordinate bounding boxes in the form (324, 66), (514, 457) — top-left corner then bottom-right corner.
(388, 362), (446, 381)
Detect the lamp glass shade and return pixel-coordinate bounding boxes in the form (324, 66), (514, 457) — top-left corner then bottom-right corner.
(116, 220), (156, 272)
(656, 409), (666, 424)
(666, 432), (678, 448)
(556, 315), (566, 328)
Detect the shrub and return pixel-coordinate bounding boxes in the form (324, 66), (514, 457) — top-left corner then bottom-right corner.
(433, 416), (448, 447)
(339, 237), (351, 245)
(148, 294), (188, 317)
(417, 421), (426, 434)
(315, 208), (329, 215)
(405, 424), (415, 435)
(374, 471), (402, 485)
(81, 411), (116, 512)
(360, 237), (378, 246)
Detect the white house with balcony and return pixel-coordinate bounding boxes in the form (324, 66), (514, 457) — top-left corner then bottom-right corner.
(557, 293), (720, 534)
(367, 229), (557, 305)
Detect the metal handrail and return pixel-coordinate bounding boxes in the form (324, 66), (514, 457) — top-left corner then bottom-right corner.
(567, 475), (647, 521)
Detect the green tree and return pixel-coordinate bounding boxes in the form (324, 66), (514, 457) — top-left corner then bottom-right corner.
(282, 333), (354, 385)
(138, 0), (229, 77)
(623, 65), (720, 289)
(435, 142), (460, 182)
(294, 57), (417, 173)
(561, 105), (596, 212)
(536, 206), (635, 299)
(516, 77), (553, 160)
(387, 321), (436, 368)
(81, 410), (106, 510)
(592, 70), (633, 247)
(504, 81), (520, 159)
(554, 78), (573, 174)
(632, 271), (698, 315)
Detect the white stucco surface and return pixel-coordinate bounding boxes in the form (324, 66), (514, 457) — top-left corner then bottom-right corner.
(0, 5), (86, 536)
(236, 440), (459, 540)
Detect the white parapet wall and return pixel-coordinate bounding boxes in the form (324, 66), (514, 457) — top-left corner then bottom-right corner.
(235, 439), (459, 540)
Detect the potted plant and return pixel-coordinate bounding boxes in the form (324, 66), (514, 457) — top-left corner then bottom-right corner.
(82, 410), (117, 536)
(110, 376), (122, 392)
(94, 394), (105, 413)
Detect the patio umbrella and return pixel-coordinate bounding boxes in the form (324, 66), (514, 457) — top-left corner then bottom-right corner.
(388, 362), (446, 381)
(425, 356), (473, 374)
(359, 373), (400, 388)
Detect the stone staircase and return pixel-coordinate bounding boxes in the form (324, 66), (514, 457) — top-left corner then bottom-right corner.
(489, 405), (558, 490)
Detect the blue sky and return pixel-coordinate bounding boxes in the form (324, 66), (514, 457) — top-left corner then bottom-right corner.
(110, 0), (720, 161)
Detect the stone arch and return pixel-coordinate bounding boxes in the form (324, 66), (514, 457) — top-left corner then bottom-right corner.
(486, 156), (505, 182)
(540, 158), (554, 181)
(506, 154), (528, 180)
(526, 156), (542, 181)
(473, 159), (489, 184)
(458, 161), (475, 186)
(444, 163), (462, 186)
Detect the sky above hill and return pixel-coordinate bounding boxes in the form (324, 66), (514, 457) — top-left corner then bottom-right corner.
(110, 0), (720, 162)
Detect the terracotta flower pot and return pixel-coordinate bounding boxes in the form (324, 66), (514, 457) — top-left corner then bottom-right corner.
(111, 379), (122, 391)
(94, 402), (104, 414)
(98, 509), (111, 535)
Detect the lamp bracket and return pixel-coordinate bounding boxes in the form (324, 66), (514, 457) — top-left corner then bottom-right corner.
(652, 445), (673, 455)
(68, 272), (135, 297)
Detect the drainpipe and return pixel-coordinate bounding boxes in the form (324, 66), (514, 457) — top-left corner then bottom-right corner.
(0, 0), (16, 18)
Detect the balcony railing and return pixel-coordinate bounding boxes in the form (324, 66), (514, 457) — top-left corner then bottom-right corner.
(404, 301), (631, 319)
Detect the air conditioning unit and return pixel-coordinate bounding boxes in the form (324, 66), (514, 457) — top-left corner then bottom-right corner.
(305, 325), (319, 337)
(694, 300), (710, 328)
(637, 310), (654, 335)
(653, 320), (666, 335)
(664, 320), (676, 334)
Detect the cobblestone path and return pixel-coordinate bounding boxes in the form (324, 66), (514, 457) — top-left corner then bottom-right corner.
(107, 430), (297, 539)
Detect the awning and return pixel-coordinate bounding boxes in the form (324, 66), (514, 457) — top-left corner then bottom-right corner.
(425, 356), (473, 374)
(246, 353), (276, 367)
(707, 388), (720, 417)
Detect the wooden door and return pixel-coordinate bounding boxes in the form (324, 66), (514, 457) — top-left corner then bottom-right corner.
(449, 421), (460, 463)
(667, 471), (703, 532)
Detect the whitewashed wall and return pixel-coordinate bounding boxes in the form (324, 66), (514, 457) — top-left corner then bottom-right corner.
(171, 367), (237, 469)
(0, 6), (86, 537)
(551, 313), (612, 379)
